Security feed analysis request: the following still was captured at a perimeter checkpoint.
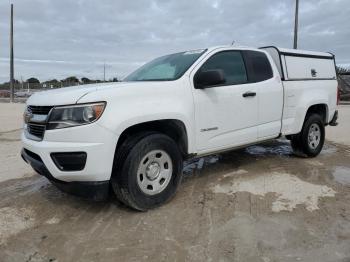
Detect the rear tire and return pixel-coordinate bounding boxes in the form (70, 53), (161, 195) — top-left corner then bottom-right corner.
(291, 114), (325, 157)
(111, 133), (183, 211)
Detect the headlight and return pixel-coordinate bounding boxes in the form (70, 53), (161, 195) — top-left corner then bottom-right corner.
(47, 102), (106, 130)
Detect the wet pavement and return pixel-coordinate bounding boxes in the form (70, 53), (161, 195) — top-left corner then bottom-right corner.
(0, 131), (350, 261)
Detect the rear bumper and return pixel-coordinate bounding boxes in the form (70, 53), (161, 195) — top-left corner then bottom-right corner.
(329, 110), (338, 126)
(21, 148), (109, 201)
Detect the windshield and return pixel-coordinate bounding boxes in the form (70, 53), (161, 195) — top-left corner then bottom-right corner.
(124, 49), (206, 81)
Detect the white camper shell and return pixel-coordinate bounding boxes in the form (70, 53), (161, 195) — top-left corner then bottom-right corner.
(260, 46), (336, 81)
(261, 46), (337, 136)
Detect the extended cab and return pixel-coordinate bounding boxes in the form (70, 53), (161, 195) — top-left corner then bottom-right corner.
(21, 46), (338, 210)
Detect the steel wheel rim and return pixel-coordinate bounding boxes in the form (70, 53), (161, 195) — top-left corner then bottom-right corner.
(137, 150), (173, 195)
(308, 123), (321, 149)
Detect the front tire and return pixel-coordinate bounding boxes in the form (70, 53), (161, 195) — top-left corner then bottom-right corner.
(111, 133), (183, 211)
(291, 114), (325, 157)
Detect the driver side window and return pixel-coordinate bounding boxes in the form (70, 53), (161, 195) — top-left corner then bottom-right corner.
(200, 51), (248, 86)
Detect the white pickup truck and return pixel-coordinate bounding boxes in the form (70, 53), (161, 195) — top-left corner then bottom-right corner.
(21, 45), (339, 210)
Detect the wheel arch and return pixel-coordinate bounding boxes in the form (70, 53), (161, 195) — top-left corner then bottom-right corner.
(293, 103), (329, 135)
(115, 119), (189, 158)
(304, 103), (328, 124)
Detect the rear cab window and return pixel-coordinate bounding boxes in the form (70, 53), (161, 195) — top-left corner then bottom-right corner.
(243, 50), (273, 83)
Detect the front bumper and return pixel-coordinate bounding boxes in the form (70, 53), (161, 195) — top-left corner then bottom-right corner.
(22, 122), (117, 182)
(21, 121), (119, 200)
(21, 148), (109, 200)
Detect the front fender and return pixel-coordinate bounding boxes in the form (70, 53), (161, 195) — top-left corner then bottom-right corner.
(107, 113), (194, 153)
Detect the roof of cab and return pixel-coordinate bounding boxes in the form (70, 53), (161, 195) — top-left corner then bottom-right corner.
(206, 45), (263, 52)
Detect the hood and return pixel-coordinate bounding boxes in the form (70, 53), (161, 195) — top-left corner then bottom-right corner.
(26, 82), (135, 106)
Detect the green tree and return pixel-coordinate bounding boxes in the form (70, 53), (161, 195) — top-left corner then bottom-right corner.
(26, 77), (40, 84)
(81, 77), (92, 84)
(64, 76), (79, 83)
(61, 76), (80, 87)
(46, 79), (59, 84)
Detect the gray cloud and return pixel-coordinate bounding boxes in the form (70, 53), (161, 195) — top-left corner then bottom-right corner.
(0, 0), (349, 83)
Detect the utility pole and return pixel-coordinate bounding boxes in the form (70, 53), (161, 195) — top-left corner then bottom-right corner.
(10, 4), (15, 102)
(293, 0), (299, 49)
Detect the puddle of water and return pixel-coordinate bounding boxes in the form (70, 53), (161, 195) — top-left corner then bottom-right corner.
(245, 144), (292, 156)
(0, 207), (35, 244)
(212, 172), (336, 212)
(321, 144), (337, 155)
(333, 166), (350, 185)
(183, 155), (219, 174)
(245, 140), (336, 157)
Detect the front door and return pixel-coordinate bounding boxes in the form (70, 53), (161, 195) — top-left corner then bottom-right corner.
(192, 50), (259, 153)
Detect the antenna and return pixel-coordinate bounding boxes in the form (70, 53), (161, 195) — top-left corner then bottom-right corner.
(103, 62), (106, 82)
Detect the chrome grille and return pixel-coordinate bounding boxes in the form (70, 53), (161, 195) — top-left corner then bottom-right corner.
(25, 105), (53, 141)
(28, 105), (53, 115)
(27, 124), (46, 139)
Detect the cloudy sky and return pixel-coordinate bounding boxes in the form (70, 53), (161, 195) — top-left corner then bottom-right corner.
(0, 0), (349, 83)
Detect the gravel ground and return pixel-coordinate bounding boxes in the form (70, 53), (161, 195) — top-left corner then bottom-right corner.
(0, 103), (349, 262)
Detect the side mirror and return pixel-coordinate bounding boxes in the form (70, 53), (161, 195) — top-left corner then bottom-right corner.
(194, 69), (226, 89)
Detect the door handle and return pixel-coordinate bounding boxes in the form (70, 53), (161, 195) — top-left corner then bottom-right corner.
(242, 91), (256, 98)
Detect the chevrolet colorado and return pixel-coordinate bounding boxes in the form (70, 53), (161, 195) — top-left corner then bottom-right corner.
(21, 46), (339, 210)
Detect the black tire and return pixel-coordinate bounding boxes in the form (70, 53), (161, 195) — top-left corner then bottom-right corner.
(290, 134), (304, 156)
(111, 133), (183, 211)
(285, 135), (292, 140)
(291, 113), (325, 157)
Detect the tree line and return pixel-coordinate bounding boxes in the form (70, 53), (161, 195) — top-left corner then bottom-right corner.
(0, 76), (119, 89)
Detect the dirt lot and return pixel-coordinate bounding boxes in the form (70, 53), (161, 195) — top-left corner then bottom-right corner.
(0, 103), (349, 262)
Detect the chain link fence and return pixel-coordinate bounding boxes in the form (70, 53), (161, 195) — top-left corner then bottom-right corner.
(338, 75), (350, 101)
